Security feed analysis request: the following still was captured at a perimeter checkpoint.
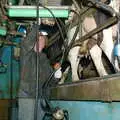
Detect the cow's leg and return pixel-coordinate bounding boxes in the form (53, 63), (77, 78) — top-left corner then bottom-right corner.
(98, 0), (120, 71)
(100, 27), (120, 72)
(67, 25), (81, 82)
(90, 44), (108, 76)
(100, 28), (114, 64)
(68, 46), (80, 81)
(83, 16), (108, 76)
(110, 0), (120, 71)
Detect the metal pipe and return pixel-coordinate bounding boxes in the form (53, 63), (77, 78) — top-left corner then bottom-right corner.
(34, 1), (40, 120)
(7, 5), (70, 10)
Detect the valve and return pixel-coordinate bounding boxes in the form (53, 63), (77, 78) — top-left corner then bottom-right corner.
(53, 108), (65, 120)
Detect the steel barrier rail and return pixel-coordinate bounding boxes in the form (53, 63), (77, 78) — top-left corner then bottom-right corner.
(50, 73), (120, 102)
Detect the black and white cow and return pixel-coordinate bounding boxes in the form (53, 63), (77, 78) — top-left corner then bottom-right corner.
(60, 0), (120, 83)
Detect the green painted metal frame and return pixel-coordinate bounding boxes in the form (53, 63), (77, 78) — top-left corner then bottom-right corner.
(7, 6), (70, 18)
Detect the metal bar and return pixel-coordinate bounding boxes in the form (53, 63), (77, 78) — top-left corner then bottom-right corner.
(7, 5), (70, 9)
(73, 16), (118, 47)
(50, 74), (120, 101)
(7, 5), (70, 18)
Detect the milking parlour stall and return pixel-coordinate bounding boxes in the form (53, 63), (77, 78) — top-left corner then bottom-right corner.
(0, 0), (120, 120)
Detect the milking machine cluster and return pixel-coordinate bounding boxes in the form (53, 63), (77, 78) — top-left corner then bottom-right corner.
(42, 107), (69, 120)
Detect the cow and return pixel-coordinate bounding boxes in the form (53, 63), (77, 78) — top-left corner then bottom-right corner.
(59, 0), (120, 83)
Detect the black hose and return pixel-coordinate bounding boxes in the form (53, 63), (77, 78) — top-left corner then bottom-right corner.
(41, 71), (55, 112)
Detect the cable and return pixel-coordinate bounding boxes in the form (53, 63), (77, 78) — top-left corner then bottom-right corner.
(58, 19), (67, 35)
(41, 71), (55, 109)
(57, 18), (68, 47)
